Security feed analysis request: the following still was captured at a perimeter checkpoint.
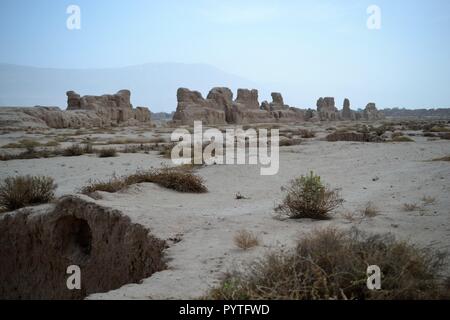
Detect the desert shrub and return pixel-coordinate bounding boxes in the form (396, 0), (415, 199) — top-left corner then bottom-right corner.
(361, 202), (379, 218)
(0, 147), (55, 161)
(234, 230), (260, 250)
(391, 131), (404, 139)
(2, 139), (41, 149)
(208, 228), (449, 300)
(279, 138), (302, 147)
(81, 174), (128, 194)
(326, 131), (376, 142)
(429, 126), (450, 133)
(149, 137), (167, 143)
(423, 132), (438, 138)
(134, 167), (207, 193)
(158, 143), (175, 159)
(44, 140), (60, 147)
(81, 166), (207, 195)
(440, 133), (450, 140)
(391, 136), (414, 142)
(83, 142), (94, 154)
(98, 148), (117, 158)
(432, 156), (450, 162)
(422, 196), (436, 205)
(299, 129), (315, 138)
(276, 172), (343, 220)
(403, 203), (420, 212)
(0, 175), (57, 211)
(63, 144), (84, 157)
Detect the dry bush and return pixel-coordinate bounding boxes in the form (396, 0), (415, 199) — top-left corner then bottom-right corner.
(2, 139), (42, 149)
(432, 155), (450, 162)
(98, 148), (117, 158)
(299, 129), (316, 138)
(276, 172), (343, 220)
(326, 131), (378, 142)
(235, 192), (249, 200)
(81, 166), (207, 195)
(44, 140), (60, 147)
(422, 196), (436, 205)
(391, 131), (404, 139)
(83, 142), (94, 154)
(341, 211), (363, 223)
(81, 174), (128, 194)
(0, 147), (53, 161)
(429, 126), (450, 133)
(403, 203), (420, 212)
(279, 138), (302, 147)
(361, 202), (379, 218)
(234, 230), (260, 250)
(208, 228), (449, 300)
(0, 175), (57, 211)
(158, 143), (175, 159)
(439, 132), (450, 140)
(149, 137), (167, 143)
(391, 136), (414, 142)
(62, 144), (85, 157)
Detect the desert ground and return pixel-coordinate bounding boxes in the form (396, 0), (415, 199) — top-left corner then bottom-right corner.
(1, 120), (449, 299)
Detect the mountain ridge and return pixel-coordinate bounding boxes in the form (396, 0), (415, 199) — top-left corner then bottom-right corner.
(0, 62), (259, 112)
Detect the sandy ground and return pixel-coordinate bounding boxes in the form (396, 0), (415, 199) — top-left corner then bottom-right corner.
(1, 124), (449, 299)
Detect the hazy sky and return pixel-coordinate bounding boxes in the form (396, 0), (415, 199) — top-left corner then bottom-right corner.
(1, 0), (450, 108)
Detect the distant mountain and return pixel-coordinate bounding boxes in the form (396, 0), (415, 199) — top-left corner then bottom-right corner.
(0, 63), (258, 112)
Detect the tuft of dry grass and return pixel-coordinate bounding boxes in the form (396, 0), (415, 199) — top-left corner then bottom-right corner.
(0, 175), (57, 211)
(432, 156), (450, 162)
(234, 230), (260, 250)
(62, 144), (85, 157)
(403, 203), (420, 212)
(391, 136), (414, 142)
(98, 148), (117, 158)
(208, 228), (450, 300)
(361, 201), (379, 218)
(421, 196), (436, 205)
(276, 172), (343, 220)
(81, 166), (207, 195)
(279, 138), (302, 147)
(2, 139), (42, 149)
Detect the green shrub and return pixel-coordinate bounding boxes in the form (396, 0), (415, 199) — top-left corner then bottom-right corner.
(276, 172), (343, 219)
(0, 175), (57, 211)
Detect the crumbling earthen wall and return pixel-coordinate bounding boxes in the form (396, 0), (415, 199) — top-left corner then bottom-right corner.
(0, 196), (166, 300)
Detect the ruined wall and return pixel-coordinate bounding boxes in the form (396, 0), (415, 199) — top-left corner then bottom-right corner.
(172, 88), (304, 125)
(0, 196), (166, 300)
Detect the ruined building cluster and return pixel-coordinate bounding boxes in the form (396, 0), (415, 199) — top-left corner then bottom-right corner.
(172, 87), (384, 125)
(0, 87), (384, 129)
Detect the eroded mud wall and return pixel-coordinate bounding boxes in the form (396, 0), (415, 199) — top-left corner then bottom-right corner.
(0, 196), (166, 299)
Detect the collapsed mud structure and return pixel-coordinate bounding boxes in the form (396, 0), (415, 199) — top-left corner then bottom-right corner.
(172, 88), (305, 125)
(0, 195), (166, 300)
(0, 90), (152, 129)
(172, 87), (385, 125)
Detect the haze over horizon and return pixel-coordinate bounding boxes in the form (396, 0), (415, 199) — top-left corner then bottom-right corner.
(1, 0), (450, 111)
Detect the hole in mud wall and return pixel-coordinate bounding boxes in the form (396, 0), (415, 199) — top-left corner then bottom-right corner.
(54, 216), (92, 264)
(0, 196), (166, 300)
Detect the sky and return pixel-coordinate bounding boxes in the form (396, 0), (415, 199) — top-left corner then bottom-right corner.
(0, 0), (450, 109)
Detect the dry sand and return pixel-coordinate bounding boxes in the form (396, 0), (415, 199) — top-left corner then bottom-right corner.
(1, 123), (449, 299)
